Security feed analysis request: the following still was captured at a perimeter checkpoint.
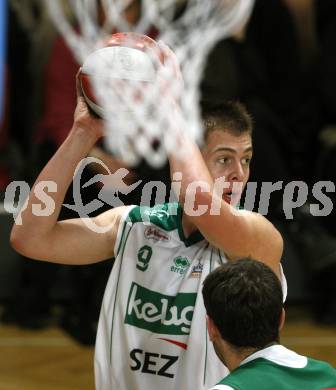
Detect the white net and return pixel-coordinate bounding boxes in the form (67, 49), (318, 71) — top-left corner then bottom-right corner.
(45, 0), (255, 167)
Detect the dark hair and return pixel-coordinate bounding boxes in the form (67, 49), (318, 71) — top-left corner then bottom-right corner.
(202, 258), (283, 349)
(201, 100), (253, 140)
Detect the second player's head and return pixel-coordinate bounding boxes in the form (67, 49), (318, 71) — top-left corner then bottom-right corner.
(202, 258), (284, 356)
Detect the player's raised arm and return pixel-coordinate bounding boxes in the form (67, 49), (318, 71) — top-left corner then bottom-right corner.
(169, 101), (283, 278)
(10, 73), (124, 265)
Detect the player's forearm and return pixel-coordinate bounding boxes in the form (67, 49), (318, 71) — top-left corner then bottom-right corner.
(10, 126), (98, 253)
(169, 136), (247, 250)
(170, 133), (212, 199)
(169, 136), (232, 220)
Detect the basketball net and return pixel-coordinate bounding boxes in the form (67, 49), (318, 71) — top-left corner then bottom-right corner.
(45, 0), (255, 167)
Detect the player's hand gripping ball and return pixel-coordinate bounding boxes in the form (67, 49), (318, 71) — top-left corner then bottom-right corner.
(79, 32), (165, 117)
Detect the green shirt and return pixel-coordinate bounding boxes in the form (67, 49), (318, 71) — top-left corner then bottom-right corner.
(210, 345), (336, 390)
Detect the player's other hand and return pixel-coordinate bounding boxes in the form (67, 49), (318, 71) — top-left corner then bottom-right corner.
(72, 68), (104, 141)
(157, 41), (183, 102)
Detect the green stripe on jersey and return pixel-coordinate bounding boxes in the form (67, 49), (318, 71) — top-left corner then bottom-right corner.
(127, 203), (179, 231)
(127, 203), (204, 247)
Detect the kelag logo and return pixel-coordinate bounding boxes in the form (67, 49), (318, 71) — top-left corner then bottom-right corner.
(125, 282), (196, 335)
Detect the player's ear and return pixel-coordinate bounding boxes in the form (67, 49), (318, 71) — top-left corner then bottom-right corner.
(206, 315), (220, 342)
(279, 308), (285, 331)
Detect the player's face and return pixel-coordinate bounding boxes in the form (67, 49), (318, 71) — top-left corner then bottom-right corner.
(202, 129), (253, 206)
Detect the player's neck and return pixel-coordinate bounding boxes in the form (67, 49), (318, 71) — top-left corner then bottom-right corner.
(226, 341), (279, 371)
(221, 340), (257, 372)
(181, 212), (199, 237)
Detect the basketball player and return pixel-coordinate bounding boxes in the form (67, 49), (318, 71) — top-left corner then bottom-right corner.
(10, 47), (285, 389)
(203, 258), (336, 389)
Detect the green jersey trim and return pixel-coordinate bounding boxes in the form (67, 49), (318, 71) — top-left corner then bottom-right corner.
(127, 203), (204, 247)
(127, 203), (179, 231)
(176, 203), (204, 247)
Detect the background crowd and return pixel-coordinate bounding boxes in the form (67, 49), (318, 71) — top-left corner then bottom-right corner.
(0, 0), (336, 345)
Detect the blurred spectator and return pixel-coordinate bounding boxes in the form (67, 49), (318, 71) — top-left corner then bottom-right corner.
(286, 0), (336, 324)
(1, 0), (57, 328)
(0, 0), (6, 123)
(315, 0), (336, 123)
(284, 0), (336, 323)
(0, 67), (10, 192)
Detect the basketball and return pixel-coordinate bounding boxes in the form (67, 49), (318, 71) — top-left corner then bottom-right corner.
(79, 32), (164, 117)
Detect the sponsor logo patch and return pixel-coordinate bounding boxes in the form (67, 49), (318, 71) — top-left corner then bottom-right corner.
(144, 226), (170, 242)
(170, 256), (190, 275)
(190, 261), (203, 278)
(130, 349), (179, 378)
(125, 282), (196, 335)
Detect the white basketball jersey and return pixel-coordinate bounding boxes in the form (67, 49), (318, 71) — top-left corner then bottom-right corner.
(94, 203), (287, 390)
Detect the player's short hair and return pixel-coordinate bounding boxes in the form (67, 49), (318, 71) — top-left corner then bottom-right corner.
(201, 100), (253, 140)
(202, 258), (283, 349)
